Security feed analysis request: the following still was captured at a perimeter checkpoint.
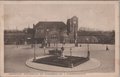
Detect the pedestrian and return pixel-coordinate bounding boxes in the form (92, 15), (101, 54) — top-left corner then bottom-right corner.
(61, 46), (64, 57)
(48, 41), (50, 47)
(80, 44), (81, 47)
(61, 46), (64, 52)
(106, 46), (109, 51)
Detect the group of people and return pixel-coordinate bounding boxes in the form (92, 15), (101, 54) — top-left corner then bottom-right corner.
(41, 39), (50, 48)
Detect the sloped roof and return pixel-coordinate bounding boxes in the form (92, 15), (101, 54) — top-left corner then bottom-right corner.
(34, 21), (67, 38)
(34, 21), (66, 30)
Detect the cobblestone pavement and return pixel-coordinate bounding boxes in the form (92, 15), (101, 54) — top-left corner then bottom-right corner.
(4, 44), (115, 74)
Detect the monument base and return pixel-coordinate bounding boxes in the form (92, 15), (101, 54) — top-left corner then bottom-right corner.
(34, 55), (89, 68)
(26, 55), (101, 72)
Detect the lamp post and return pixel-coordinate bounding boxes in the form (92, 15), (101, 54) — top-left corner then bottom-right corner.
(56, 37), (58, 50)
(86, 38), (89, 52)
(16, 35), (18, 48)
(33, 41), (36, 61)
(46, 29), (49, 47)
(16, 26), (18, 48)
(47, 29), (50, 47)
(70, 47), (72, 57)
(86, 38), (90, 59)
(44, 46), (46, 55)
(33, 27), (36, 61)
(87, 43), (89, 52)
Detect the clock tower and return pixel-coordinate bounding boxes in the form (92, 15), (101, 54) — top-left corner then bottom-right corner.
(67, 16), (78, 46)
(72, 16), (78, 32)
(71, 16), (78, 46)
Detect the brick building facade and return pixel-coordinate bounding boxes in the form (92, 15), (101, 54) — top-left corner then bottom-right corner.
(4, 16), (114, 45)
(33, 16), (78, 44)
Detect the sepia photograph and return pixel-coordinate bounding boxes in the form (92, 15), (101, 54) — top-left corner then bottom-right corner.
(0, 1), (119, 77)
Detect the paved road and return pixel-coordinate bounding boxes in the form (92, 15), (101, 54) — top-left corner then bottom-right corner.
(4, 44), (115, 74)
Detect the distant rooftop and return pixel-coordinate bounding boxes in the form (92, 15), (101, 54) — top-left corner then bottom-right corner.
(34, 21), (66, 29)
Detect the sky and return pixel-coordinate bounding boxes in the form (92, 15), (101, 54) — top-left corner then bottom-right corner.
(4, 4), (115, 31)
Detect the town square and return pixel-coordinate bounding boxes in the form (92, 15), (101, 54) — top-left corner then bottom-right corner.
(3, 3), (116, 74)
(4, 43), (114, 73)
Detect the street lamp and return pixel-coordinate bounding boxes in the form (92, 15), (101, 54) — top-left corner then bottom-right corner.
(70, 47), (72, 56)
(75, 33), (78, 47)
(56, 37), (58, 50)
(16, 35), (18, 48)
(86, 38), (90, 59)
(46, 29), (49, 41)
(86, 38), (89, 52)
(46, 29), (50, 47)
(44, 46), (46, 55)
(69, 47), (73, 68)
(33, 27), (37, 61)
(33, 41), (36, 61)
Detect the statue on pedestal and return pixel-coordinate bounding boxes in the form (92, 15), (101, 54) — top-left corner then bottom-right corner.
(58, 46), (66, 59)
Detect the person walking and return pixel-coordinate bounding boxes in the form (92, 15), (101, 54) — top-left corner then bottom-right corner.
(61, 46), (65, 58)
